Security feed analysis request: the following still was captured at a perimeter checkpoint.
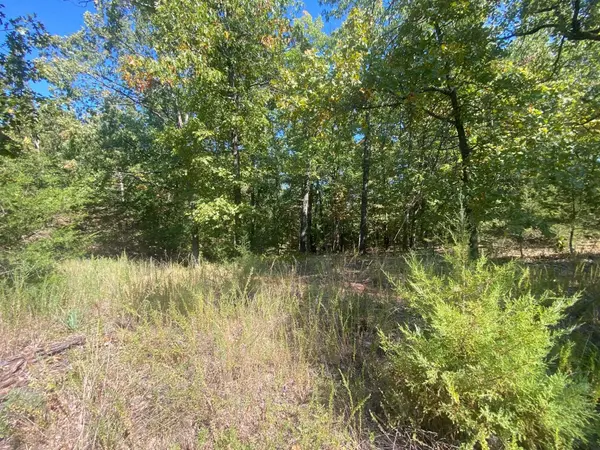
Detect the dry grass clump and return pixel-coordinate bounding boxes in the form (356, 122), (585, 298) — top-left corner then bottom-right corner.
(0, 256), (381, 449)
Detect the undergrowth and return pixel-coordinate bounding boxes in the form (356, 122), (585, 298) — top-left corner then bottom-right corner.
(0, 250), (598, 449)
(380, 246), (599, 449)
(0, 255), (392, 449)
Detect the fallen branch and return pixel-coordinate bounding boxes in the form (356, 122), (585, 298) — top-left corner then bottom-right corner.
(0, 335), (85, 399)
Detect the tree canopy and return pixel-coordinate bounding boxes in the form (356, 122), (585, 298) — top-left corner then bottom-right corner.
(1, 0), (599, 263)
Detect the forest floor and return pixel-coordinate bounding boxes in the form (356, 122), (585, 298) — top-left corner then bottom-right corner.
(0, 250), (598, 449)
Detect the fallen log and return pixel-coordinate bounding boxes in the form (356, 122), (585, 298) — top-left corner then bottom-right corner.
(34, 334), (86, 359)
(0, 334), (85, 399)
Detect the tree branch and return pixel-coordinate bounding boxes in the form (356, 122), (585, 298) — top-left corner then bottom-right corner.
(422, 108), (454, 123)
(546, 35), (565, 80)
(508, 22), (560, 39)
(86, 72), (169, 123)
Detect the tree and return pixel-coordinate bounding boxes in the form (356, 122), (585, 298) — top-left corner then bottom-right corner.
(134, 0), (291, 258)
(0, 7), (47, 156)
(13, 0), (599, 261)
(505, 0), (600, 42)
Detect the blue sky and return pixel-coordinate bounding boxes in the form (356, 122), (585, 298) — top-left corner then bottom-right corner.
(3, 0), (93, 36)
(3, 0), (339, 36)
(3, 0), (340, 95)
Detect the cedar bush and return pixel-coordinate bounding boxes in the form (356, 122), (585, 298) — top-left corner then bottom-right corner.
(380, 245), (598, 449)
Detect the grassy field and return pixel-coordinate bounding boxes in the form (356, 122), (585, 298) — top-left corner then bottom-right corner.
(0, 252), (598, 449)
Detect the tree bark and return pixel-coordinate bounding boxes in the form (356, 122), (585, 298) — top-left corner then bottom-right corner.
(191, 225), (200, 265)
(449, 87), (479, 258)
(433, 22), (478, 258)
(176, 106), (199, 264)
(315, 180), (324, 252)
(231, 136), (241, 249)
(250, 185), (256, 252)
(383, 213), (390, 250)
(569, 225), (575, 254)
(299, 171), (312, 253)
(569, 195), (576, 254)
(333, 217), (341, 252)
(359, 112), (371, 254)
(402, 209), (410, 251)
(228, 62), (241, 248)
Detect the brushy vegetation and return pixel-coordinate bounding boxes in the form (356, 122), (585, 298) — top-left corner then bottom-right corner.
(379, 247), (598, 448)
(0, 249), (598, 449)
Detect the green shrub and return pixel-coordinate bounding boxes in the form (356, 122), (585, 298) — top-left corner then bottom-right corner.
(379, 245), (597, 449)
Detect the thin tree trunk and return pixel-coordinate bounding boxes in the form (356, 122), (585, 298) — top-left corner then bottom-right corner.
(433, 22), (478, 258)
(383, 221), (390, 250)
(228, 62), (241, 248)
(299, 172), (312, 253)
(569, 194), (576, 254)
(419, 200), (427, 246)
(250, 185), (256, 251)
(191, 225), (200, 266)
(231, 135), (241, 248)
(449, 87), (478, 258)
(569, 226), (575, 254)
(308, 183), (315, 252)
(333, 218), (341, 252)
(409, 208), (416, 249)
(359, 112), (371, 254)
(176, 104), (198, 263)
(402, 209), (410, 251)
(519, 237), (524, 258)
(315, 180), (324, 253)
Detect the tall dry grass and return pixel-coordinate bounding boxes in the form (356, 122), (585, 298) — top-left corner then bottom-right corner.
(0, 255), (401, 449)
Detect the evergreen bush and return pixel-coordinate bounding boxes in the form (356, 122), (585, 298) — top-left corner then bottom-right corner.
(380, 245), (598, 449)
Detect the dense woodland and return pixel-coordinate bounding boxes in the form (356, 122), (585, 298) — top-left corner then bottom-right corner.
(1, 1), (600, 449)
(1, 0), (600, 266)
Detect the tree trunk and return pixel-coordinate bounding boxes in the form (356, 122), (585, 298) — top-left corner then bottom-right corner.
(191, 225), (200, 266)
(359, 112), (371, 254)
(402, 210), (410, 251)
(232, 133), (241, 248)
(383, 221), (390, 250)
(569, 195), (576, 254)
(299, 173), (312, 253)
(409, 206), (417, 249)
(309, 183), (315, 252)
(250, 185), (256, 252)
(228, 62), (241, 248)
(177, 104), (198, 264)
(449, 87), (478, 258)
(519, 237), (524, 258)
(333, 218), (341, 252)
(569, 224), (575, 254)
(315, 180), (324, 253)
